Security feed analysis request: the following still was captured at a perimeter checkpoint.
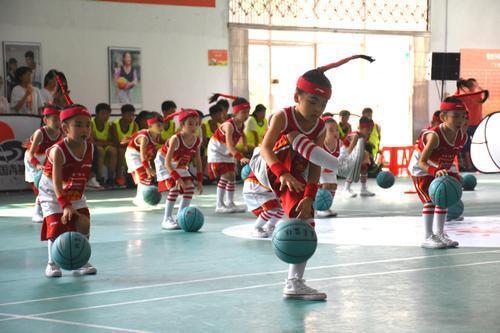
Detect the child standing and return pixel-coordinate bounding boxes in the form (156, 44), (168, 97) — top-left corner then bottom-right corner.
(125, 114), (162, 206)
(155, 109), (203, 230)
(250, 55), (374, 300)
(24, 104), (62, 222)
(111, 104), (139, 186)
(207, 93), (250, 213)
(91, 103), (117, 187)
(409, 97), (467, 248)
(38, 105), (96, 277)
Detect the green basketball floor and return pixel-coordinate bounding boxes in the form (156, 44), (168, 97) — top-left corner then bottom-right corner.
(1, 174), (500, 333)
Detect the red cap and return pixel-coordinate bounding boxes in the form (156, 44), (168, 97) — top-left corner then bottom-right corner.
(60, 105), (90, 122)
(440, 101), (468, 112)
(43, 105), (60, 117)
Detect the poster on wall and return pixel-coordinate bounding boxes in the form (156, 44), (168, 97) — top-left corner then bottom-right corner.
(0, 115), (41, 191)
(2, 42), (42, 102)
(108, 47), (142, 110)
(208, 50), (228, 66)
(460, 48), (500, 116)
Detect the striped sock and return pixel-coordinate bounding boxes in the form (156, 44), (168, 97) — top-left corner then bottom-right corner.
(434, 206), (448, 234)
(217, 179), (228, 207)
(225, 180), (236, 205)
(423, 203), (435, 238)
(254, 210), (272, 229)
(178, 185), (194, 213)
(291, 134), (339, 170)
(267, 208), (284, 226)
(164, 188), (179, 220)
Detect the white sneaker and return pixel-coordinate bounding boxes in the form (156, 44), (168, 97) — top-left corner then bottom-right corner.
(252, 227), (269, 238)
(436, 232), (459, 248)
(264, 223), (276, 237)
(215, 205), (233, 213)
(32, 203), (43, 223)
(316, 209), (338, 218)
(225, 202), (246, 213)
(87, 177), (104, 191)
(161, 217), (181, 230)
(73, 262), (97, 276)
(421, 234), (447, 249)
(283, 275), (327, 301)
(344, 188), (357, 198)
(45, 263), (62, 277)
(360, 188), (375, 197)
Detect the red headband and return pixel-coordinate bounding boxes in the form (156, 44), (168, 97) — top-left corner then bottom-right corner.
(147, 117), (161, 126)
(43, 105), (60, 117)
(60, 105), (90, 122)
(164, 108), (201, 123)
(320, 115), (337, 125)
(440, 101), (467, 112)
(212, 93), (250, 113)
(296, 55), (375, 100)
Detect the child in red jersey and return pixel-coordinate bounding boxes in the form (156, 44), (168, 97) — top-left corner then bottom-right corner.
(207, 93), (250, 213)
(155, 109), (203, 230)
(408, 97), (468, 249)
(125, 113), (163, 207)
(24, 104), (62, 222)
(250, 55), (374, 300)
(38, 105), (96, 277)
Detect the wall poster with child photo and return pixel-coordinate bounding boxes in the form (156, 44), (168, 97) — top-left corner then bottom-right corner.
(108, 47), (142, 110)
(3, 41), (43, 103)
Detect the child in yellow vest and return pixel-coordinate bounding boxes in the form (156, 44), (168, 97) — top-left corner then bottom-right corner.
(91, 103), (117, 187)
(237, 104), (268, 156)
(361, 107), (381, 161)
(338, 109), (352, 140)
(160, 100), (177, 145)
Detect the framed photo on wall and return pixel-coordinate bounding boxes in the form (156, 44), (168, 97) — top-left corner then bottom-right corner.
(3, 41), (42, 102)
(108, 47), (142, 110)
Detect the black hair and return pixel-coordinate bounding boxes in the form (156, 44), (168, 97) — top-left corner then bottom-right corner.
(433, 110), (441, 118)
(8, 58), (17, 65)
(95, 103), (111, 114)
(362, 107), (373, 115)
(121, 104), (135, 114)
(232, 97), (249, 108)
(43, 69), (57, 87)
(209, 104), (223, 116)
(25, 50), (34, 59)
(359, 116), (371, 125)
(253, 104), (266, 114)
(122, 51), (132, 60)
(161, 100), (177, 112)
(296, 69), (331, 95)
(216, 99), (230, 110)
(135, 110), (151, 122)
(15, 66), (32, 81)
(339, 110), (350, 117)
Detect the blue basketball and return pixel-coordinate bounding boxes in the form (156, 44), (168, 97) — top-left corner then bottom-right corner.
(429, 176), (462, 208)
(34, 170), (42, 189)
(143, 186), (162, 205)
(461, 174), (477, 191)
(272, 219), (318, 264)
(241, 164), (251, 181)
(447, 200), (464, 220)
(178, 207), (204, 232)
(313, 189), (333, 211)
(51, 232), (91, 270)
(376, 171), (395, 189)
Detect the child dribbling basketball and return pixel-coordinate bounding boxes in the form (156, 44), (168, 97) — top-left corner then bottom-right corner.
(155, 109), (203, 230)
(409, 97), (467, 248)
(38, 105), (96, 277)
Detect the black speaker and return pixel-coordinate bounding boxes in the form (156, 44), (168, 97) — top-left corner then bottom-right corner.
(431, 52), (460, 81)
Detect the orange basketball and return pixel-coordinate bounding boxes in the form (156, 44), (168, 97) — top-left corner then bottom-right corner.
(116, 77), (128, 90)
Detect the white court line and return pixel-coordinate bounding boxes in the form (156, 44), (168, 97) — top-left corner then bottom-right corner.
(10, 259), (500, 319)
(1, 249), (499, 307)
(0, 312), (151, 332)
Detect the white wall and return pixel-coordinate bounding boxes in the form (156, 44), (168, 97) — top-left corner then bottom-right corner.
(428, 0), (500, 115)
(0, 0), (230, 113)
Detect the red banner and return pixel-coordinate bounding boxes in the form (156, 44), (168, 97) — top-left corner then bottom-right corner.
(100, 0), (215, 7)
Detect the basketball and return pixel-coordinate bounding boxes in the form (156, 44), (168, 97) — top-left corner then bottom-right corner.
(178, 207), (204, 232)
(116, 76), (129, 89)
(376, 171), (395, 189)
(462, 174), (477, 191)
(241, 164), (251, 181)
(429, 176), (462, 208)
(143, 186), (162, 206)
(272, 219), (318, 264)
(447, 200), (464, 220)
(51, 232), (91, 271)
(313, 189), (333, 211)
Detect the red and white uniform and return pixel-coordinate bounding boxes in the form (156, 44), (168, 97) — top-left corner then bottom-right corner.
(250, 106), (325, 216)
(319, 138), (340, 184)
(243, 171), (281, 216)
(207, 118), (244, 179)
(38, 139), (93, 240)
(24, 127), (62, 182)
(155, 133), (201, 192)
(125, 129), (159, 173)
(409, 124), (467, 203)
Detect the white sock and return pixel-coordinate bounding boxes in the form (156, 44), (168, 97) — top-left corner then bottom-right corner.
(423, 203), (435, 238)
(217, 179), (228, 207)
(360, 173), (368, 190)
(178, 185), (194, 213)
(344, 180), (352, 191)
(254, 210), (271, 229)
(267, 208), (284, 227)
(225, 180), (235, 205)
(434, 206), (447, 234)
(288, 261), (307, 280)
(164, 188), (179, 220)
(47, 239), (54, 264)
(292, 134), (339, 171)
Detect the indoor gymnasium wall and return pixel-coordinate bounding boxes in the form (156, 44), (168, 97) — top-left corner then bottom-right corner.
(0, 0), (230, 113)
(428, 0), (500, 117)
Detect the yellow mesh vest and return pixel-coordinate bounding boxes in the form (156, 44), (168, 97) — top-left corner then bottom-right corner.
(161, 120), (176, 142)
(113, 119), (137, 142)
(368, 123), (381, 156)
(91, 117), (110, 142)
